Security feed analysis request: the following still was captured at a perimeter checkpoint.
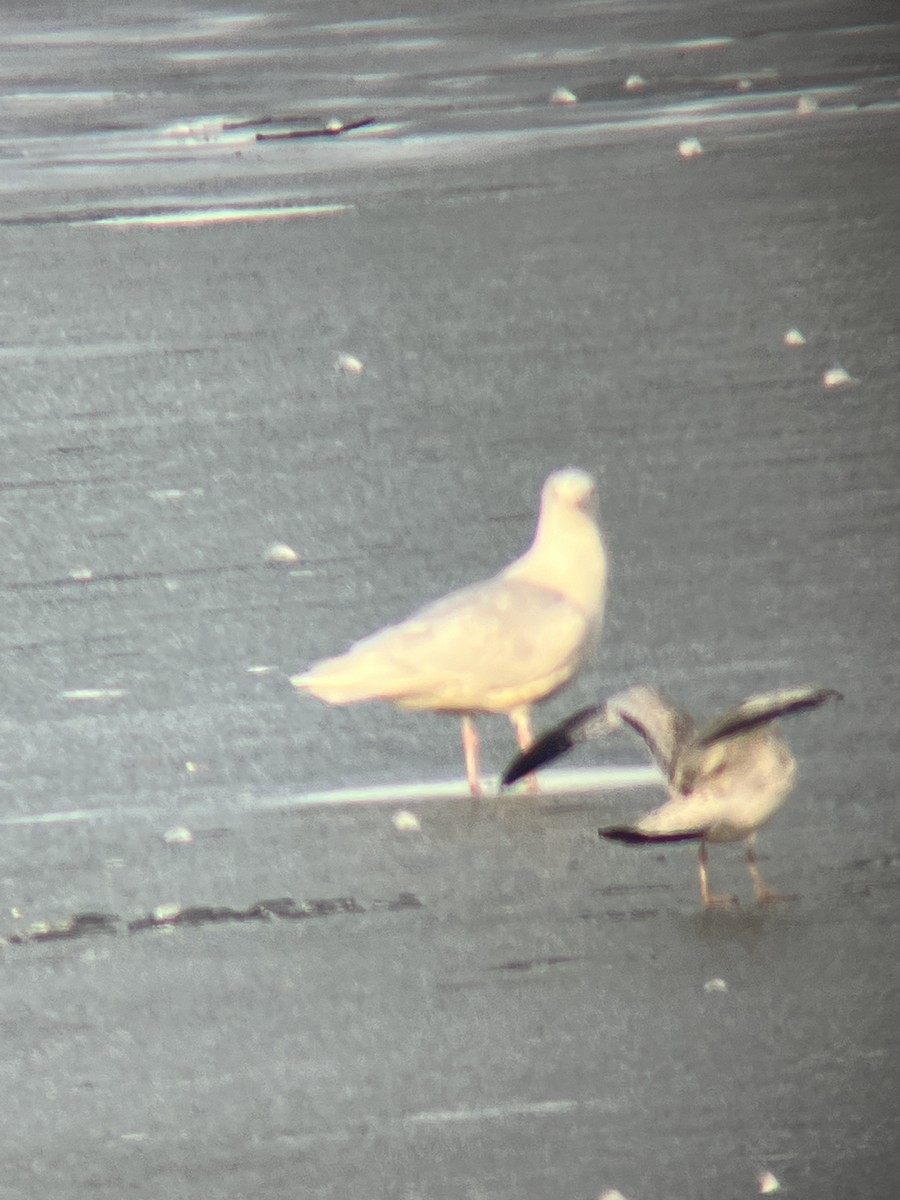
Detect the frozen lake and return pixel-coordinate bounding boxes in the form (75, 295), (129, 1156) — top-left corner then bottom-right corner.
(1, 1), (898, 1196)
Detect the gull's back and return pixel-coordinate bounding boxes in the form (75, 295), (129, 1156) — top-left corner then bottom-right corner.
(661, 726), (796, 842)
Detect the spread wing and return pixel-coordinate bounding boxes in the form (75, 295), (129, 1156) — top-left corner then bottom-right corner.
(606, 686), (697, 781)
(695, 687), (841, 748)
(502, 684), (694, 786)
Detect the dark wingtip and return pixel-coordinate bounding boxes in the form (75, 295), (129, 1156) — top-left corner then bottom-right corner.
(599, 826), (704, 845)
(503, 704), (613, 787)
(802, 686), (843, 708)
(696, 685), (844, 748)
(501, 728), (575, 787)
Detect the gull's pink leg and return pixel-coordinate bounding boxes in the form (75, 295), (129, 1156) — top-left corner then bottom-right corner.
(460, 715), (482, 796)
(746, 839), (793, 905)
(509, 707), (538, 793)
(698, 841), (736, 908)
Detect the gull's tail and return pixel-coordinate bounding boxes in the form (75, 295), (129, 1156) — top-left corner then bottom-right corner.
(600, 826), (705, 845)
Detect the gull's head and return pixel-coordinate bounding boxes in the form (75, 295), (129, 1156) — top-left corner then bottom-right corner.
(515, 466), (605, 613)
(541, 467), (597, 515)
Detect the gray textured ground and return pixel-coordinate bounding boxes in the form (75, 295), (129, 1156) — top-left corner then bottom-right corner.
(1, 2), (898, 1197)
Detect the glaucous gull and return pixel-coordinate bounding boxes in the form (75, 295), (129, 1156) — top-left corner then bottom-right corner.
(292, 469), (607, 794)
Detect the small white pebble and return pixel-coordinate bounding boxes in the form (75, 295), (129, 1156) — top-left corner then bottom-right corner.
(598, 1190), (630, 1200)
(796, 93), (819, 114)
(624, 74), (645, 91)
(549, 87), (577, 105)
(80, 946), (110, 964)
(152, 903), (182, 922)
(335, 352), (364, 375)
(392, 810), (422, 833)
(163, 117), (224, 141)
(783, 327), (806, 346)
(264, 541), (299, 566)
(246, 665), (275, 675)
(185, 760), (209, 774)
(69, 567), (94, 582)
(704, 977), (728, 993)
(677, 137), (703, 159)
(10, 907), (22, 920)
(758, 1169), (780, 1193)
(823, 366), (855, 388)
(163, 826), (193, 846)
(325, 117), (344, 132)
(736, 78), (753, 91)
(148, 489), (186, 501)
(61, 688), (128, 701)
